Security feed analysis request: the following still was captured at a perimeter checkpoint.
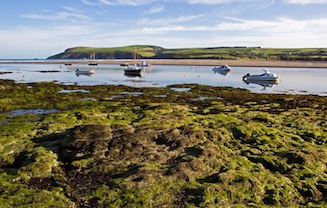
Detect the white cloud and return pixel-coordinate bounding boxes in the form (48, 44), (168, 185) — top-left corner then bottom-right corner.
(80, 0), (99, 6)
(284, 0), (327, 4)
(80, 0), (154, 6)
(216, 17), (327, 34)
(20, 7), (91, 22)
(146, 3), (165, 14)
(90, 0), (154, 6)
(186, 0), (230, 4)
(61, 6), (83, 13)
(20, 12), (91, 21)
(139, 16), (327, 47)
(185, 0), (270, 5)
(186, 0), (327, 4)
(140, 14), (204, 25)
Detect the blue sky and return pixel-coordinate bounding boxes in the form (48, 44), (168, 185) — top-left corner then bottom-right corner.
(1, 0), (327, 58)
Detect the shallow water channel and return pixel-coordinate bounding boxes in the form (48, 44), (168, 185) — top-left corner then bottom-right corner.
(0, 62), (326, 96)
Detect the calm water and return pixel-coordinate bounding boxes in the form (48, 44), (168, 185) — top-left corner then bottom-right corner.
(0, 62), (326, 96)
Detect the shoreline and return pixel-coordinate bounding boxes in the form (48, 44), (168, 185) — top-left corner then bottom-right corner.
(1, 59), (327, 68)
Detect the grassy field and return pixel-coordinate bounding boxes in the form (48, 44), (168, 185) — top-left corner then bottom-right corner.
(49, 45), (327, 61)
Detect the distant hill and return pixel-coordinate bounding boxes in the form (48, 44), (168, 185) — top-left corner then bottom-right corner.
(47, 45), (327, 61)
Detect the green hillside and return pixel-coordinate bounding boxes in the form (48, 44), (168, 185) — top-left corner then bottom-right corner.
(47, 45), (327, 61)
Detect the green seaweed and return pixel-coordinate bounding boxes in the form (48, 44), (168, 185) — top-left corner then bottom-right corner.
(0, 79), (326, 207)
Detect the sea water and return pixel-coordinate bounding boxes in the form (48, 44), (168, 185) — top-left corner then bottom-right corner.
(0, 62), (326, 96)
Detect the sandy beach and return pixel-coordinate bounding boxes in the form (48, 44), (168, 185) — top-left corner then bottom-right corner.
(2, 59), (327, 68)
(137, 59), (327, 68)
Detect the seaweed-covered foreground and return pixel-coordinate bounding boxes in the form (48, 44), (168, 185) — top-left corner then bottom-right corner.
(0, 79), (326, 207)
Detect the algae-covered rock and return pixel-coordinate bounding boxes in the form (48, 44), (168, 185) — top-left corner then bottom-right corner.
(59, 124), (113, 161)
(0, 82), (327, 207)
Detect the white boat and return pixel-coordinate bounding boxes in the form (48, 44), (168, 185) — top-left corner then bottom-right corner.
(212, 65), (232, 75)
(88, 62), (98, 66)
(88, 52), (98, 66)
(137, 61), (150, 68)
(242, 69), (279, 82)
(213, 64), (231, 71)
(75, 68), (96, 76)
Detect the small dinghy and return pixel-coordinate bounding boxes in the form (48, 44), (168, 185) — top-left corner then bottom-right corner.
(75, 69), (96, 76)
(212, 65), (232, 76)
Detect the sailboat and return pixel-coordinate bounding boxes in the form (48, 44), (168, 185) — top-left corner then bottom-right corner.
(124, 48), (142, 76)
(88, 52), (98, 66)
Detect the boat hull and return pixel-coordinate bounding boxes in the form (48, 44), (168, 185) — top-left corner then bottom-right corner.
(75, 69), (96, 76)
(124, 68), (142, 76)
(243, 76), (279, 82)
(242, 70), (279, 82)
(212, 65), (232, 75)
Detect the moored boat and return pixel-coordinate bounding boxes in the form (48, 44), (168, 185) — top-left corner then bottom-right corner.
(212, 64), (231, 71)
(75, 68), (96, 76)
(137, 61), (149, 68)
(88, 52), (98, 66)
(124, 64), (142, 76)
(212, 64), (232, 75)
(124, 48), (142, 76)
(243, 69), (280, 82)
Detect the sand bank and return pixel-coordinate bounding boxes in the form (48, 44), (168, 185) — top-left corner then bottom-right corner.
(136, 59), (327, 68)
(2, 59), (327, 68)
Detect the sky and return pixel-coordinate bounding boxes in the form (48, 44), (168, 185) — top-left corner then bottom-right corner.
(1, 0), (327, 58)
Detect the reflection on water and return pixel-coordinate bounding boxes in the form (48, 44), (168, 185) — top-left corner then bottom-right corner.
(5, 109), (59, 117)
(1, 108), (59, 126)
(243, 80), (279, 90)
(59, 89), (90, 93)
(171, 87), (192, 92)
(124, 74), (142, 79)
(0, 63), (327, 95)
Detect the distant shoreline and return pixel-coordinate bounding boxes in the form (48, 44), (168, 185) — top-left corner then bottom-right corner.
(2, 59), (327, 68)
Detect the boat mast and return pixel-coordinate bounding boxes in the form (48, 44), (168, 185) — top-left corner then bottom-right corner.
(134, 47), (137, 65)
